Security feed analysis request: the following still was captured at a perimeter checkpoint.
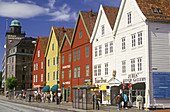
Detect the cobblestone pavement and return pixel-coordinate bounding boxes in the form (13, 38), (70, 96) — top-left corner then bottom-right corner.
(0, 95), (167, 112)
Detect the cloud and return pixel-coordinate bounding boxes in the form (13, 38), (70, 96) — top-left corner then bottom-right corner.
(0, 1), (49, 18)
(48, 0), (56, 9)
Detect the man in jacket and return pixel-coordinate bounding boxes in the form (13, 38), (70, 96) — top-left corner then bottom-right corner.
(116, 94), (121, 110)
(137, 93), (143, 110)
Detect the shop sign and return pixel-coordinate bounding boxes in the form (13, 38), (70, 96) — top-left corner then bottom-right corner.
(62, 65), (71, 69)
(95, 77), (107, 83)
(63, 81), (70, 85)
(123, 73), (146, 83)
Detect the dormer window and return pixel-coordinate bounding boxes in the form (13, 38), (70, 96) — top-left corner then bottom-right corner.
(127, 12), (131, 24)
(38, 50), (40, 57)
(79, 31), (82, 39)
(151, 7), (163, 14)
(52, 43), (54, 51)
(101, 25), (105, 35)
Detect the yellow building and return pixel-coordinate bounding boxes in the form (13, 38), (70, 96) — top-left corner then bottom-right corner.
(45, 26), (73, 92)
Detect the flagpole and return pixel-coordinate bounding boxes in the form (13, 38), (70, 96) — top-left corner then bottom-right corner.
(6, 19), (8, 32)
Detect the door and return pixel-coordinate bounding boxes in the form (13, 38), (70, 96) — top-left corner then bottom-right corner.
(111, 86), (119, 105)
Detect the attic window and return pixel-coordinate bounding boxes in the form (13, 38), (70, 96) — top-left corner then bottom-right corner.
(151, 7), (163, 14)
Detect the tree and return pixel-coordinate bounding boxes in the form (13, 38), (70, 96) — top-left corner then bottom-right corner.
(0, 72), (2, 88)
(6, 77), (18, 90)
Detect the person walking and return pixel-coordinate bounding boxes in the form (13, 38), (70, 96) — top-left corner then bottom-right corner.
(47, 93), (51, 103)
(96, 93), (100, 110)
(116, 94), (121, 111)
(123, 93), (128, 109)
(55, 93), (58, 104)
(137, 93), (143, 110)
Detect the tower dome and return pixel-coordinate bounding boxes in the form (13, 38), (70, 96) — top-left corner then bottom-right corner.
(10, 19), (21, 26)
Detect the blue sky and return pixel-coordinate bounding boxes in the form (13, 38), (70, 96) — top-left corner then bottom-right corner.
(0, 0), (121, 71)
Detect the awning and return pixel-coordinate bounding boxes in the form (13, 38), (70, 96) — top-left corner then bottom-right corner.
(100, 84), (108, 91)
(50, 85), (58, 92)
(42, 85), (50, 92)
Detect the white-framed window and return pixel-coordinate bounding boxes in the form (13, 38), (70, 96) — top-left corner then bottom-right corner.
(12, 65), (14, 71)
(62, 70), (64, 79)
(41, 74), (43, 82)
(74, 67), (77, 78)
(86, 64), (89, 76)
(105, 43), (108, 54)
(105, 63), (108, 75)
(52, 43), (54, 51)
(48, 72), (50, 81)
(36, 63), (38, 70)
(101, 24), (105, 35)
(36, 74), (37, 82)
(38, 50), (40, 57)
(138, 32), (142, 46)
(138, 58), (142, 71)
(132, 34), (136, 47)
(53, 57), (55, 65)
(94, 65), (97, 76)
(99, 45), (102, 56)
(110, 42), (113, 53)
(122, 61), (126, 73)
(53, 71), (55, 81)
(41, 61), (43, 69)
(122, 37), (126, 50)
(48, 59), (50, 67)
(34, 75), (35, 82)
(131, 59), (135, 72)
(95, 47), (98, 57)
(127, 12), (131, 24)
(98, 64), (101, 76)
(78, 66), (80, 77)
(56, 71), (58, 80)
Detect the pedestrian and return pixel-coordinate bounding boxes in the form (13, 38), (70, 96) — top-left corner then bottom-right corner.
(41, 93), (44, 103)
(116, 94), (121, 111)
(60, 94), (63, 102)
(137, 93), (143, 110)
(96, 93), (100, 110)
(51, 93), (53, 102)
(123, 93), (128, 109)
(44, 93), (46, 103)
(55, 93), (58, 104)
(47, 93), (51, 103)
(120, 93), (124, 108)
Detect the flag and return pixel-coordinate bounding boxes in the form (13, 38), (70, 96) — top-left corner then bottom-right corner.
(123, 81), (126, 90)
(128, 81), (132, 89)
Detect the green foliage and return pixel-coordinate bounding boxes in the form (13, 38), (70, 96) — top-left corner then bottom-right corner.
(6, 77), (18, 90)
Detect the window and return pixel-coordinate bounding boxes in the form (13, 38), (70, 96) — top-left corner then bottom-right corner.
(12, 57), (14, 63)
(78, 49), (80, 60)
(132, 34), (136, 47)
(56, 71), (58, 80)
(127, 12), (131, 24)
(53, 57), (55, 65)
(74, 50), (76, 61)
(36, 63), (38, 70)
(69, 69), (71, 79)
(79, 31), (82, 39)
(56, 56), (59, 65)
(65, 42), (67, 46)
(122, 61), (126, 73)
(95, 47), (98, 57)
(36, 75), (37, 82)
(74, 67), (77, 78)
(138, 58), (142, 71)
(53, 71), (55, 81)
(110, 42), (113, 53)
(69, 53), (71, 62)
(105, 43), (108, 54)
(41, 61), (43, 69)
(86, 46), (89, 57)
(48, 59), (50, 67)
(34, 64), (35, 71)
(101, 25), (105, 35)
(12, 65), (14, 71)
(94, 65), (97, 76)
(68, 86), (71, 98)
(48, 72), (50, 81)
(9, 66), (10, 71)
(105, 63), (108, 75)
(138, 32), (142, 46)
(34, 75), (35, 82)
(52, 43), (54, 51)
(41, 74), (43, 82)
(62, 55), (64, 64)
(38, 50), (40, 57)
(131, 59), (135, 72)
(78, 66), (80, 77)
(86, 64), (89, 76)
(98, 64), (101, 76)
(99, 45), (102, 56)
(122, 37), (126, 50)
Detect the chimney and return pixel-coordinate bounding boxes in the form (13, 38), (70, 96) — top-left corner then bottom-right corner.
(90, 9), (92, 16)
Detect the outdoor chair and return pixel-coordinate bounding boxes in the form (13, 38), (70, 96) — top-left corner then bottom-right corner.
(150, 99), (164, 109)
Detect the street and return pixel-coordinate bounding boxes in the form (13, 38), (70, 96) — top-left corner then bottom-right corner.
(0, 99), (71, 112)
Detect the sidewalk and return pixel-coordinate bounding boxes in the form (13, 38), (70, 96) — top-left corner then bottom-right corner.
(0, 95), (151, 112)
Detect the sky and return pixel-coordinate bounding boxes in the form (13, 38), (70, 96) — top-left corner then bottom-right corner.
(0, 0), (121, 71)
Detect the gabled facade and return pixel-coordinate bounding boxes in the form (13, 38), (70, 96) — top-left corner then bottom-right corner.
(32, 36), (48, 92)
(90, 5), (119, 104)
(60, 30), (73, 102)
(113, 0), (170, 107)
(70, 10), (97, 101)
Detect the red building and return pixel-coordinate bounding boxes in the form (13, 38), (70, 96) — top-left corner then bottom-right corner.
(70, 10), (97, 101)
(60, 29), (74, 102)
(32, 36), (48, 92)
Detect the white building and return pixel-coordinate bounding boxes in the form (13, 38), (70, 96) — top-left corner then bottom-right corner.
(113, 0), (170, 107)
(2, 52), (6, 88)
(90, 5), (119, 104)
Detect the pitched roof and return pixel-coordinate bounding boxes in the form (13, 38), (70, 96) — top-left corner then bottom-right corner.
(103, 6), (119, 29)
(39, 37), (48, 54)
(65, 29), (74, 43)
(136, 0), (170, 22)
(80, 11), (98, 36)
(53, 27), (74, 47)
